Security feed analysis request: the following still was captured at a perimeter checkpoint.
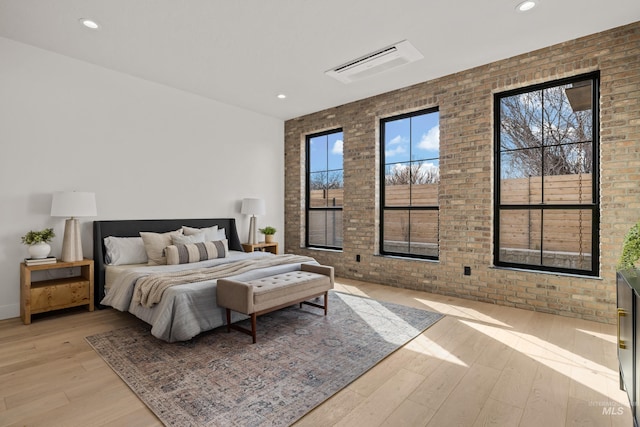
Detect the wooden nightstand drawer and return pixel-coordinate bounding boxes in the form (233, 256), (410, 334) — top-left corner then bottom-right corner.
(20, 259), (94, 324)
(30, 279), (91, 313)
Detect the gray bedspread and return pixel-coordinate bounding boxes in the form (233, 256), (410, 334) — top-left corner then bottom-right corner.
(101, 250), (318, 342)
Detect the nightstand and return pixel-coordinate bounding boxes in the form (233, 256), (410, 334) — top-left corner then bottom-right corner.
(241, 242), (278, 254)
(20, 258), (94, 325)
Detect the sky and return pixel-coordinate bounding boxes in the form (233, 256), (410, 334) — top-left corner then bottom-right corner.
(308, 110), (440, 179)
(309, 131), (344, 173)
(384, 110), (440, 176)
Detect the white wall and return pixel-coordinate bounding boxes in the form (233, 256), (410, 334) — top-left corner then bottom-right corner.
(0, 37), (284, 320)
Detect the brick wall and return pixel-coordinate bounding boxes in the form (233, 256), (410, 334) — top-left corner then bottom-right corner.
(284, 22), (640, 323)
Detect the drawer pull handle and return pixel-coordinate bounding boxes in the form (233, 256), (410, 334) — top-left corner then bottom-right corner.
(618, 308), (627, 350)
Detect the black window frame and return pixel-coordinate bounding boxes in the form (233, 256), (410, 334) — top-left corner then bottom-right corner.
(494, 72), (600, 276)
(380, 107), (440, 260)
(305, 128), (344, 250)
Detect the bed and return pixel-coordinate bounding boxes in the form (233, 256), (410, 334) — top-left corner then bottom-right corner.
(93, 218), (316, 342)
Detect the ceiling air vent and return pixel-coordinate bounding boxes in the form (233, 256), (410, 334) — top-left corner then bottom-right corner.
(325, 40), (424, 84)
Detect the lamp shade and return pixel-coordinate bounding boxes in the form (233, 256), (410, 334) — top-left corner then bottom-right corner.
(51, 192), (97, 217)
(241, 198), (265, 216)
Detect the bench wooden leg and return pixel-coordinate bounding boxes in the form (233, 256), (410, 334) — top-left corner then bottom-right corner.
(324, 291), (328, 316)
(250, 313), (257, 344)
(300, 291), (329, 316)
(226, 310), (259, 343)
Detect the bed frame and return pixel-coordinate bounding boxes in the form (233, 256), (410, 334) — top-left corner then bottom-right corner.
(93, 218), (243, 308)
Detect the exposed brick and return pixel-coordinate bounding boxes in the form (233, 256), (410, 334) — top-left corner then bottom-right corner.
(284, 21), (640, 324)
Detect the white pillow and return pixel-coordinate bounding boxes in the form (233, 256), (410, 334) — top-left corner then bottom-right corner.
(216, 228), (227, 240)
(104, 236), (148, 265)
(172, 232), (206, 245)
(140, 229), (183, 265)
(182, 225), (226, 241)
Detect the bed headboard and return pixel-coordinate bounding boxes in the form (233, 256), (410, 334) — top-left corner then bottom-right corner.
(93, 218), (243, 308)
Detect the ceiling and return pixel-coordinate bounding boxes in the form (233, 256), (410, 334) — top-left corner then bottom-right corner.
(1, 1), (639, 121)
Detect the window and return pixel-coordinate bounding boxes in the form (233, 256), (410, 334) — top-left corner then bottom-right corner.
(306, 129), (343, 249)
(381, 108), (440, 259)
(494, 72), (599, 275)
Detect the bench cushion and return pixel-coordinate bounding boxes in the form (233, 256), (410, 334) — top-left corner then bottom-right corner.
(248, 271), (331, 312)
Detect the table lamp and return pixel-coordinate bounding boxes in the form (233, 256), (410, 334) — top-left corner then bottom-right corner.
(241, 198), (265, 245)
(51, 191), (97, 262)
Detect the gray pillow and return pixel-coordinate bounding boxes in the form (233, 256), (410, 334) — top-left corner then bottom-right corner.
(172, 232), (206, 245)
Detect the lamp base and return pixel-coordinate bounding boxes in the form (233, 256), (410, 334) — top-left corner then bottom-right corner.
(61, 218), (83, 262)
(248, 216), (258, 245)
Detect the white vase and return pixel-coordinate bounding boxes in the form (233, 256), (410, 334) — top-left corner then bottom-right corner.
(28, 242), (51, 259)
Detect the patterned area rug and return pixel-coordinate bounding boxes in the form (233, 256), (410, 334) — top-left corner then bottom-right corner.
(86, 291), (442, 426)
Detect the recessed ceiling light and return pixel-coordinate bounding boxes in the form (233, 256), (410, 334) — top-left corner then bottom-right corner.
(516, 0), (536, 12)
(277, 94), (287, 99)
(79, 18), (100, 30)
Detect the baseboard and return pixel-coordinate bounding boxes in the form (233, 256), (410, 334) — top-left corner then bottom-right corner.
(0, 303), (20, 321)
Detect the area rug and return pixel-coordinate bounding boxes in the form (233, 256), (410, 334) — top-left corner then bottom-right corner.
(86, 291), (442, 426)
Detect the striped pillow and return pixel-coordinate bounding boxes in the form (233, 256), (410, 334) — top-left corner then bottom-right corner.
(165, 239), (228, 265)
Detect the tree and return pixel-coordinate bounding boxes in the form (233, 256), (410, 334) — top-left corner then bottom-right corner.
(385, 162), (439, 185)
(500, 85), (592, 178)
(309, 170), (343, 190)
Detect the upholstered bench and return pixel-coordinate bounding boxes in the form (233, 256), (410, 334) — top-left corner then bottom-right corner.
(216, 263), (334, 343)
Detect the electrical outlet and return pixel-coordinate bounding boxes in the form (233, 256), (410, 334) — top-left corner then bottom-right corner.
(464, 266), (471, 276)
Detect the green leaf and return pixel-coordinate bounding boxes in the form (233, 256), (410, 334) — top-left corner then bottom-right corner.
(618, 221), (640, 271)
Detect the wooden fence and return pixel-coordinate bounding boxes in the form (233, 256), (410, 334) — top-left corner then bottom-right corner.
(308, 174), (593, 254)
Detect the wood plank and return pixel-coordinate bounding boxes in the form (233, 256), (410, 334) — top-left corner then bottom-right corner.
(0, 392), (69, 427)
(519, 362), (570, 427)
(471, 397), (523, 427)
(294, 388), (365, 427)
(336, 368), (425, 427)
(381, 399), (435, 427)
(489, 346), (540, 409)
(347, 347), (419, 397)
(408, 360), (468, 411)
(425, 364), (501, 427)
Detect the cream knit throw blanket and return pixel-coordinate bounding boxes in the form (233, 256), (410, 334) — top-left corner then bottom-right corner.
(133, 254), (315, 308)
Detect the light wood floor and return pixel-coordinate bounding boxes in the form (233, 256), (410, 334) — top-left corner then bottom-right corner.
(0, 278), (632, 426)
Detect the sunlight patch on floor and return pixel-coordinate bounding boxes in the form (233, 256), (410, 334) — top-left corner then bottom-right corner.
(334, 284), (371, 298)
(404, 334), (469, 367)
(336, 292), (426, 346)
(413, 298), (512, 328)
(576, 328), (616, 345)
(461, 319), (627, 405)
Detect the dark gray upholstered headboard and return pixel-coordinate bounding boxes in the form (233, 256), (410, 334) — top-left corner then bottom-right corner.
(93, 218), (242, 308)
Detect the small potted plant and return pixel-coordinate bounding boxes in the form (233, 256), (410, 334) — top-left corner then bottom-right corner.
(259, 226), (276, 243)
(619, 220), (640, 273)
(21, 228), (55, 259)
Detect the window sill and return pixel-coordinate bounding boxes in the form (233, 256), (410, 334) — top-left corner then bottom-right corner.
(490, 265), (602, 280)
(305, 247), (342, 253)
(377, 254), (439, 263)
